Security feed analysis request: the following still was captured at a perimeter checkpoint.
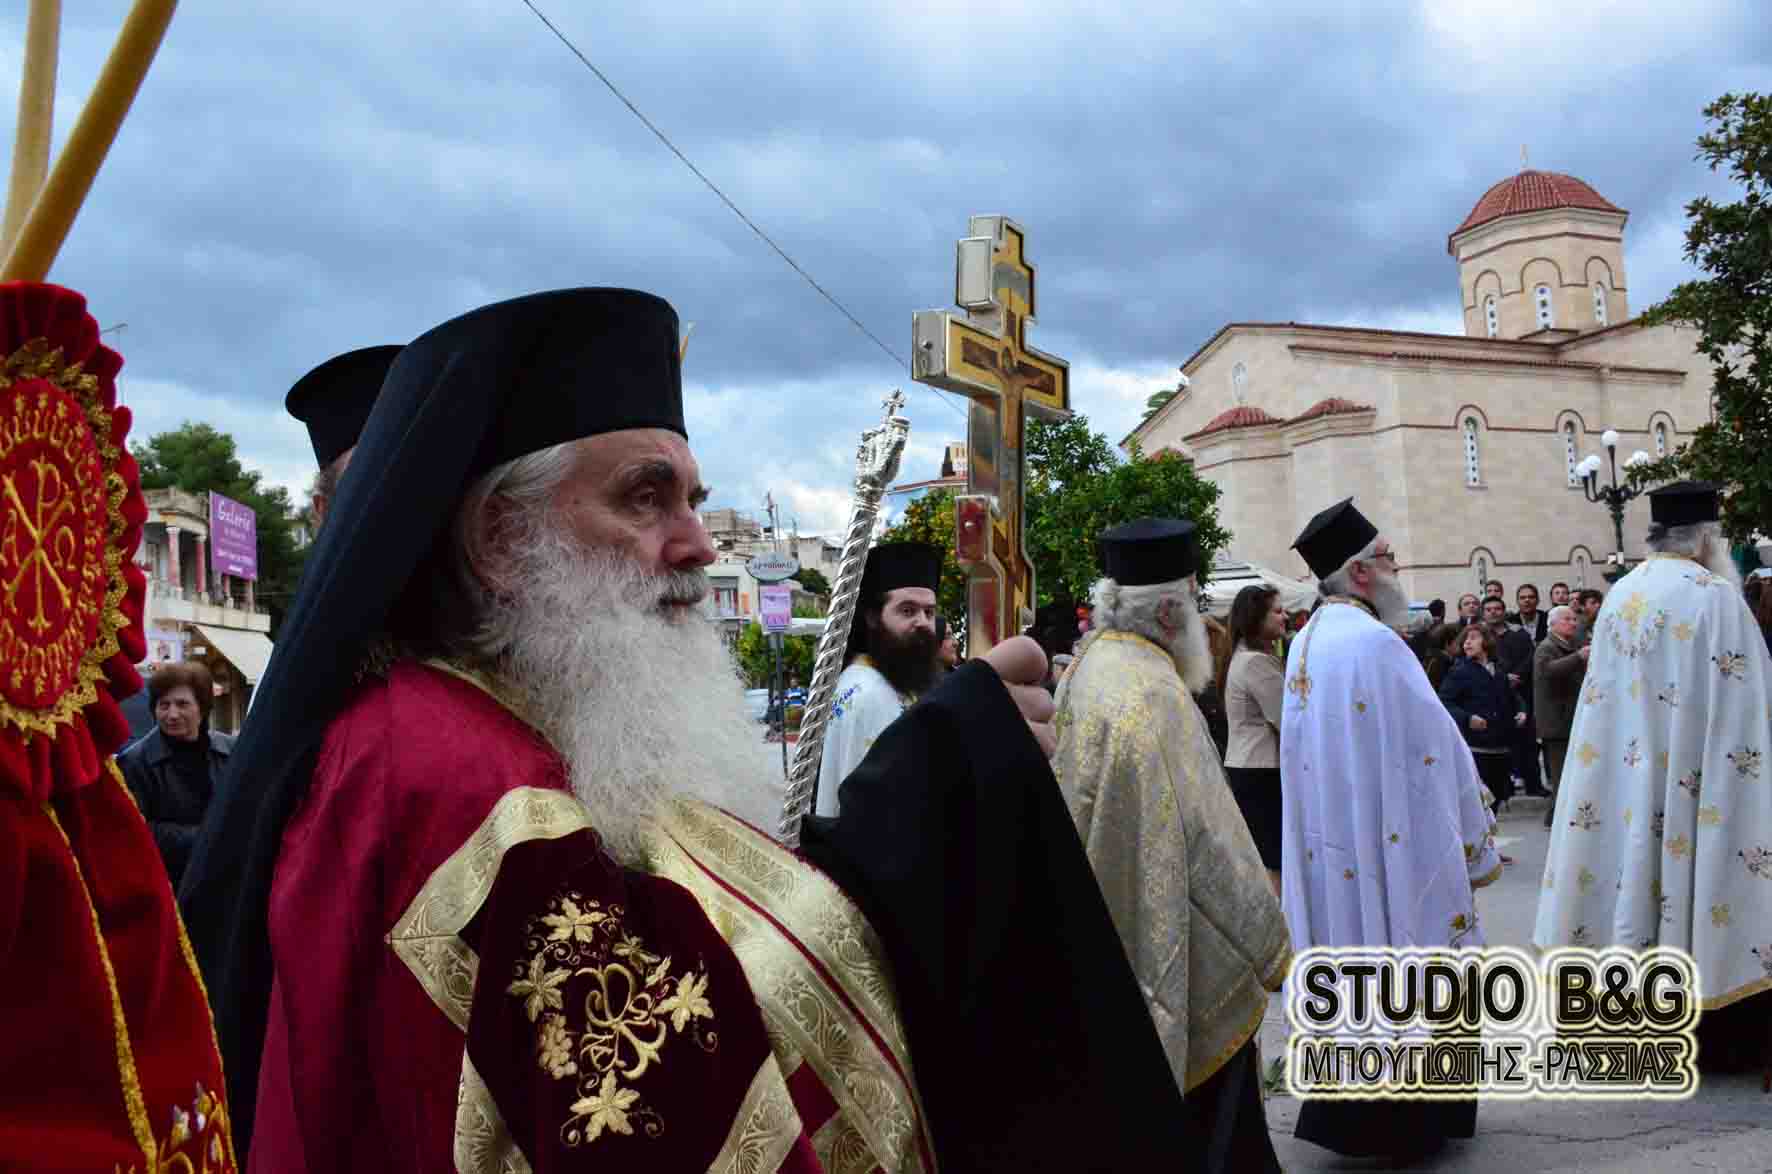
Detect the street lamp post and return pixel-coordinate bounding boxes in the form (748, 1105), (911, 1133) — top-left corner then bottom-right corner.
(1576, 429), (1652, 583)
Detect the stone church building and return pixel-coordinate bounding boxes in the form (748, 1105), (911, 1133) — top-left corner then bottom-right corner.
(1127, 170), (1713, 603)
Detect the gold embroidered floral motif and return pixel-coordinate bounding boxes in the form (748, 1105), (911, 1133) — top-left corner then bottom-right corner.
(1577, 743), (1600, 768)
(1578, 867), (1596, 894)
(508, 891), (718, 1150)
(1623, 807), (1633, 827)
(124, 1082), (233, 1174)
(1673, 622), (1695, 641)
(1698, 806), (1723, 826)
(1569, 801), (1601, 830)
(1582, 681), (1606, 706)
(1714, 651), (1748, 680)
(1712, 904), (1731, 928)
(1667, 834), (1692, 859)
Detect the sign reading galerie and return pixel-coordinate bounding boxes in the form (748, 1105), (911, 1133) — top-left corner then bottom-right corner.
(1284, 946), (1699, 1100)
(208, 491), (258, 580)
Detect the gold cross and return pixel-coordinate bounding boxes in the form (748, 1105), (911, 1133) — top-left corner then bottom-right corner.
(912, 216), (1070, 651)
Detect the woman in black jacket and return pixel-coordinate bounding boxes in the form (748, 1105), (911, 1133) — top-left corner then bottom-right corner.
(1438, 623), (1525, 819)
(118, 660), (235, 886)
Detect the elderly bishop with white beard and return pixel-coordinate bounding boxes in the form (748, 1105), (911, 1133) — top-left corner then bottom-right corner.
(1533, 482), (1772, 1075)
(180, 289), (1203, 1174)
(1053, 518), (1292, 1173)
(1280, 498), (1502, 1161)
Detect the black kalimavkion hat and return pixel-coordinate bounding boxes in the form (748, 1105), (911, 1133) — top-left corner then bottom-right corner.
(284, 345), (404, 468)
(1648, 481), (1722, 527)
(1292, 497), (1379, 580)
(1097, 517), (1202, 586)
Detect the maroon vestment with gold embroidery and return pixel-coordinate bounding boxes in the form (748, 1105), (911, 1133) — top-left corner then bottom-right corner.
(252, 659), (931, 1172)
(0, 282), (235, 1171)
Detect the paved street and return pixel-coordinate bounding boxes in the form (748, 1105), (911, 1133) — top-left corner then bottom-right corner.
(1259, 796), (1772, 1172)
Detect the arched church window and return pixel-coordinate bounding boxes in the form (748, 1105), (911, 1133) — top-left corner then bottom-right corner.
(1655, 421), (1668, 457)
(1575, 553), (1589, 588)
(1592, 282), (1608, 326)
(1476, 556), (1489, 592)
(1231, 362), (1248, 405)
(1564, 421), (1579, 486)
(1484, 295), (1499, 338)
(1535, 285), (1554, 329)
(1463, 417), (1481, 486)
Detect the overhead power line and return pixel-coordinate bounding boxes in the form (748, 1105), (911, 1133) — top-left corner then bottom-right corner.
(516, 0), (966, 423)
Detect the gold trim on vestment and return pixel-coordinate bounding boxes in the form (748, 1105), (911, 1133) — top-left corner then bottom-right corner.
(1702, 973), (1772, 1012)
(454, 1055), (534, 1174)
(812, 1113), (881, 1174)
(644, 797), (932, 1174)
(707, 1055), (805, 1174)
(388, 786), (594, 1031)
(1472, 860), (1504, 889)
(43, 801), (157, 1169)
(1187, 991), (1269, 1094)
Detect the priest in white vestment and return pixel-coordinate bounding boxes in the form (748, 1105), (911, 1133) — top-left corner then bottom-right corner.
(816, 542), (943, 816)
(1533, 482), (1772, 1072)
(1053, 518), (1291, 1174)
(1281, 498), (1503, 1160)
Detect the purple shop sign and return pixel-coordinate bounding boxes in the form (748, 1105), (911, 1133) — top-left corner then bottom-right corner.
(209, 492), (259, 580)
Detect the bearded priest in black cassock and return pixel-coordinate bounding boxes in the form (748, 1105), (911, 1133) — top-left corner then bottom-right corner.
(180, 288), (1198, 1172)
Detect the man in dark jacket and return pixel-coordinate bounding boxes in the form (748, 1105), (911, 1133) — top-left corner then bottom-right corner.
(1532, 605), (1589, 828)
(119, 660), (235, 886)
(1483, 597), (1545, 797)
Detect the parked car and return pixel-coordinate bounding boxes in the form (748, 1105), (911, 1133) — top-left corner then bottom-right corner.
(744, 688), (770, 723)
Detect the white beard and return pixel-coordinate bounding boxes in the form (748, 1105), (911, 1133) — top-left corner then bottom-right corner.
(1366, 569), (1412, 629)
(1168, 596), (1215, 693)
(498, 533), (785, 865)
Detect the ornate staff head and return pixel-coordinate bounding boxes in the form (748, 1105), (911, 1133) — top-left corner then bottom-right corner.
(777, 389), (909, 846)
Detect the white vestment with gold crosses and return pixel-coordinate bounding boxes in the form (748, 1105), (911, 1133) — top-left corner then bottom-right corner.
(1279, 600), (1503, 960)
(1532, 556), (1772, 1011)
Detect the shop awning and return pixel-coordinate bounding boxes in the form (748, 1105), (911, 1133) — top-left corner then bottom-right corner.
(191, 624), (275, 685)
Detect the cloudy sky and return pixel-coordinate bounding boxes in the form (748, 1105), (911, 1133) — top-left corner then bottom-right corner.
(4, 1), (1765, 534)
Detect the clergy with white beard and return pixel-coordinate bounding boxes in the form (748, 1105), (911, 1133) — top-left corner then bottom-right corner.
(179, 289), (1203, 1173)
(1533, 482), (1772, 1074)
(1281, 498), (1502, 1161)
(816, 541), (943, 816)
(1053, 518), (1291, 1174)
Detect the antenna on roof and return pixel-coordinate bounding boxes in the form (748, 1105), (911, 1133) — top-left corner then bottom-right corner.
(1520, 144), (1528, 170)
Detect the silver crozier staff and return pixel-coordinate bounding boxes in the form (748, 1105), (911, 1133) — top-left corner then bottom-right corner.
(777, 389), (910, 848)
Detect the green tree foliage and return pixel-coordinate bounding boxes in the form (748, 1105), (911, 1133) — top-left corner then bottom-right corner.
(1630, 93), (1772, 543)
(1141, 387), (1177, 423)
(732, 602), (825, 688)
(1025, 417), (1229, 604)
(794, 567), (831, 598)
(878, 489), (969, 631)
(131, 423), (305, 632)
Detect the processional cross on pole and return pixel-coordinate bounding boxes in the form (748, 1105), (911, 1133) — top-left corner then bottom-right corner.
(912, 217), (1069, 654)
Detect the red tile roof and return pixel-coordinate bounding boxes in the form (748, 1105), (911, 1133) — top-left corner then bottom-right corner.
(1451, 170), (1623, 242)
(1290, 397), (1373, 423)
(1185, 405), (1282, 440)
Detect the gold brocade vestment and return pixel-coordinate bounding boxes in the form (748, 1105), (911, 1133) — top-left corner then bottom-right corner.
(1053, 630), (1291, 1092)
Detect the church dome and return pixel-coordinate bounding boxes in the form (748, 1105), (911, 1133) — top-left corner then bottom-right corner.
(1451, 170), (1623, 242)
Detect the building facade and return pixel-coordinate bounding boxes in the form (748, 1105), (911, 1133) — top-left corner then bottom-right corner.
(1126, 170), (1714, 603)
(136, 489), (275, 733)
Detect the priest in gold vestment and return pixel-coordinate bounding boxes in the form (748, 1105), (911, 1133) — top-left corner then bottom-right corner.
(1054, 518), (1292, 1173)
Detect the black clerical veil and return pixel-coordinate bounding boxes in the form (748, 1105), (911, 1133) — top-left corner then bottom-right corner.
(801, 661), (1197, 1171)
(177, 288), (685, 1157)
